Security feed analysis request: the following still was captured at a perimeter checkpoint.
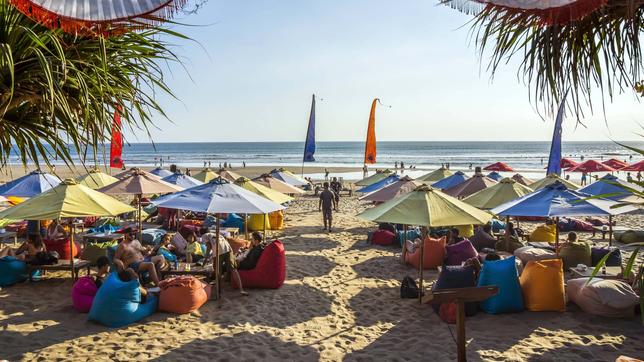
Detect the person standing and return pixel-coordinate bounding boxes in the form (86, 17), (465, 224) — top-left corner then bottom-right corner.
(581, 172), (587, 186)
(362, 165), (368, 178)
(330, 177), (341, 209)
(319, 182), (337, 232)
(324, 168), (329, 181)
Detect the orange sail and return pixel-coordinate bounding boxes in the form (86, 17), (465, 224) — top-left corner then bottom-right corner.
(364, 98), (378, 164)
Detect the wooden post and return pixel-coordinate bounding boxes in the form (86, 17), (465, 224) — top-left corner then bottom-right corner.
(418, 226), (427, 304)
(263, 214), (267, 242)
(608, 215), (613, 246)
(215, 214), (221, 306)
(555, 216), (560, 256)
(70, 222), (75, 280)
(505, 216), (510, 252)
(401, 224), (408, 264)
(244, 213), (249, 240)
(138, 194), (143, 242)
(456, 301), (466, 362)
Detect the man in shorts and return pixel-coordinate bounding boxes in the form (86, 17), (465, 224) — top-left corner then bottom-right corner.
(113, 228), (161, 286)
(319, 182), (337, 232)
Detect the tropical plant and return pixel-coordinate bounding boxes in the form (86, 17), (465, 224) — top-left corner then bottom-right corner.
(0, 0), (186, 168)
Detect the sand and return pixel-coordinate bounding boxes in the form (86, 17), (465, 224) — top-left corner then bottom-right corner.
(1, 192), (643, 361)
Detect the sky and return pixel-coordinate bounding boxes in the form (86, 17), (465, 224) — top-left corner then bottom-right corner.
(129, 0), (643, 143)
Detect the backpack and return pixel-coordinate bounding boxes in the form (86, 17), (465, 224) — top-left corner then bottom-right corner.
(401, 276), (423, 299)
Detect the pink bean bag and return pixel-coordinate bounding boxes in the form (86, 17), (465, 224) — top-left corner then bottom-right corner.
(232, 240), (286, 289)
(44, 238), (79, 260)
(445, 240), (478, 266)
(159, 276), (211, 314)
(404, 237), (446, 269)
(371, 230), (396, 246)
(72, 276), (98, 313)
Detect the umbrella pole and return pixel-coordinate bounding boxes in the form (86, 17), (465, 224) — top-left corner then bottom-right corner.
(215, 214), (221, 307)
(608, 215), (613, 246)
(555, 217), (560, 257)
(263, 214), (267, 242)
(70, 222), (75, 280)
(244, 213), (249, 240)
(419, 226), (427, 304)
(401, 224), (407, 264)
(505, 216), (510, 252)
(138, 194), (143, 241)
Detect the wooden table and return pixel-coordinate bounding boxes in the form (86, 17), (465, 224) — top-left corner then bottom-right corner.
(160, 264), (212, 278)
(592, 226), (630, 240)
(28, 259), (92, 281)
(0, 231), (18, 246)
(569, 266), (623, 279)
(82, 232), (124, 243)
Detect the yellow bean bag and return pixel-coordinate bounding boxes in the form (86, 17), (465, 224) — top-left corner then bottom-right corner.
(268, 211), (284, 230)
(528, 224), (557, 243)
(248, 214), (271, 231)
(559, 242), (591, 269)
(519, 258), (565, 312)
(454, 224), (474, 238)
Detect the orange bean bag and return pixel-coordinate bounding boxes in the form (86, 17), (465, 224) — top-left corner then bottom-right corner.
(404, 237), (446, 269)
(519, 258), (565, 312)
(44, 238), (79, 260)
(158, 276), (211, 314)
(268, 211), (284, 230)
(227, 237), (250, 255)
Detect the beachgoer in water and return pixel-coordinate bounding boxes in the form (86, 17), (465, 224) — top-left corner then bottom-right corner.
(243, 161), (246, 168)
(0, 234), (46, 261)
(400, 161), (405, 169)
(395, 161), (398, 169)
(113, 228), (161, 286)
(319, 182), (337, 232)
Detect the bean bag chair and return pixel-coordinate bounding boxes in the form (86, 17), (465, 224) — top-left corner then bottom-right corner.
(0, 256), (29, 287)
(454, 224), (474, 238)
(615, 230), (644, 244)
(404, 237), (446, 269)
(157, 248), (177, 263)
(495, 237), (525, 254)
(232, 240), (286, 289)
(396, 229), (421, 247)
(513, 246), (556, 266)
(558, 218), (593, 232)
(44, 238), (79, 260)
(528, 224), (557, 243)
(371, 230), (396, 246)
(491, 219), (506, 233)
(158, 276), (211, 314)
(567, 278), (639, 318)
(478, 256), (524, 314)
(82, 240), (118, 264)
(268, 211), (284, 230)
(519, 259), (565, 312)
(226, 237), (250, 254)
(591, 247), (622, 267)
(559, 242), (592, 269)
(141, 229), (167, 246)
(469, 229), (497, 251)
(431, 264), (478, 316)
(88, 272), (158, 327)
(248, 214), (271, 231)
(378, 223), (396, 234)
(72, 276), (98, 313)
(88, 224), (117, 234)
(222, 213), (245, 229)
(445, 240), (477, 266)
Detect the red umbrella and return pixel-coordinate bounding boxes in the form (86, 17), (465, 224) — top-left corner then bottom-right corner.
(621, 160), (644, 172)
(603, 158), (629, 170)
(567, 160), (615, 173)
(560, 158), (579, 169)
(483, 162), (514, 172)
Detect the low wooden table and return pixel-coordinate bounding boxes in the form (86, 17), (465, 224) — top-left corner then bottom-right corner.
(592, 226), (630, 240)
(160, 264), (212, 278)
(0, 231), (18, 246)
(569, 266), (623, 279)
(82, 232), (124, 243)
(28, 259), (92, 281)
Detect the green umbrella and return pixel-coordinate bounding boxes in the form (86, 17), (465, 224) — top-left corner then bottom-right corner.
(355, 169), (393, 186)
(416, 167), (453, 182)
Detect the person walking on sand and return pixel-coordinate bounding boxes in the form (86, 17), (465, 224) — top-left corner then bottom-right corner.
(319, 182), (337, 232)
(324, 168), (329, 181)
(362, 165), (368, 178)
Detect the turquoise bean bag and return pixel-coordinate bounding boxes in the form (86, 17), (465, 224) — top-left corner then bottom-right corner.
(222, 213), (245, 229)
(0, 256), (29, 287)
(88, 272), (157, 327)
(478, 256), (524, 314)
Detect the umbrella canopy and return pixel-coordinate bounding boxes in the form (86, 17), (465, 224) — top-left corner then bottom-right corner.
(76, 169), (118, 189)
(359, 176), (425, 203)
(99, 169), (182, 195)
(149, 167), (174, 178)
(152, 178), (285, 215)
(529, 173), (580, 190)
(0, 170), (61, 197)
(356, 174), (401, 194)
(234, 177), (293, 204)
(486, 171), (504, 181)
(463, 177), (534, 209)
(270, 168), (309, 187)
(415, 167), (453, 182)
(253, 175), (305, 195)
(603, 158), (629, 170)
(443, 173), (497, 198)
(567, 160), (615, 173)
(192, 168), (219, 183)
(511, 173), (533, 186)
(357, 185), (492, 227)
(114, 168), (162, 180)
(491, 182), (637, 218)
(355, 169), (393, 186)
(0, 179), (135, 220)
(218, 169), (244, 183)
(621, 160), (644, 172)
(431, 171), (469, 190)
(162, 173), (204, 189)
(578, 174), (643, 201)
(560, 158), (579, 169)
(484, 162), (514, 172)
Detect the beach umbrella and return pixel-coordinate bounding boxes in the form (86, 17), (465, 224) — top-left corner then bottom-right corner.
(529, 173), (580, 190)
(149, 167), (174, 178)
(234, 177), (294, 204)
(253, 175), (305, 195)
(486, 171), (504, 182)
(162, 173), (204, 189)
(603, 158), (629, 170)
(359, 176), (425, 203)
(192, 168), (220, 183)
(620, 160), (644, 172)
(6, 196), (25, 205)
(416, 167), (453, 182)
(358, 184), (492, 302)
(567, 160), (615, 173)
(483, 162), (514, 172)
(76, 168), (118, 189)
(511, 173), (533, 186)
(431, 171), (469, 190)
(356, 174), (401, 194)
(270, 168), (309, 187)
(0, 195), (8, 203)
(579, 174), (643, 201)
(0, 170), (61, 197)
(560, 158), (579, 169)
(443, 173), (497, 199)
(218, 169), (244, 183)
(355, 169), (393, 186)
(463, 178), (533, 209)
(114, 168), (162, 180)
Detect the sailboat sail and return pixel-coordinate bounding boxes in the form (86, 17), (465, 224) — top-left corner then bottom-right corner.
(303, 94), (316, 162)
(364, 98), (378, 164)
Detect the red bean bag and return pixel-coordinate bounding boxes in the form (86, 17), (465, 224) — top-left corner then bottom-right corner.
(371, 230), (396, 246)
(404, 237), (446, 269)
(71, 276), (98, 313)
(445, 240), (477, 266)
(232, 240), (286, 289)
(44, 238), (79, 260)
(159, 276), (211, 314)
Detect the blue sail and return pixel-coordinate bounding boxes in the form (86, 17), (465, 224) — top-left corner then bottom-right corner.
(303, 94), (316, 162)
(546, 94), (567, 176)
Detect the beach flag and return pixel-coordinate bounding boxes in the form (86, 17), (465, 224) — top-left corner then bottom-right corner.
(109, 107), (124, 169)
(303, 94), (316, 162)
(364, 98), (378, 164)
(546, 94), (567, 176)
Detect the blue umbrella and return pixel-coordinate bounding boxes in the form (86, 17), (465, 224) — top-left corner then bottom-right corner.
(579, 174), (642, 201)
(431, 171), (469, 190)
(356, 174), (400, 193)
(161, 173), (204, 189)
(0, 170), (61, 197)
(487, 171), (504, 182)
(149, 167), (173, 178)
(270, 169), (308, 187)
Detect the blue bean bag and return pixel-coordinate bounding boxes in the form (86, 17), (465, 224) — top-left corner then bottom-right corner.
(222, 213), (245, 229)
(491, 219), (506, 233)
(477, 256), (524, 314)
(88, 272), (158, 327)
(396, 229), (421, 247)
(431, 264), (478, 316)
(0, 256), (29, 287)
(591, 247), (622, 267)
(141, 228), (167, 246)
(158, 248), (177, 263)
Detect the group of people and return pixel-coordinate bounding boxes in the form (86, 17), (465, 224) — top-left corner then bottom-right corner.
(0, 219), (71, 262)
(318, 178), (342, 232)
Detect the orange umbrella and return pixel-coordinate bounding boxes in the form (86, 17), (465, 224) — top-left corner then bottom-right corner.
(483, 162), (513, 172)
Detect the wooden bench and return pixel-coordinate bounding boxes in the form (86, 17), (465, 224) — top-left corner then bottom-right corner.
(28, 259), (92, 281)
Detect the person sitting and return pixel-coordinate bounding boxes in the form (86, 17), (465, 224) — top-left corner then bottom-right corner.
(94, 256), (111, 289)
(185, 233), (204, 263)
(447, 228), (465, 245)
(117, 268), (149, 303)
(46, 219), (68, 240)
(405, 237), (422, 255)
(113, 228), (161, 286)
(202, 230), (247, 296)
(566, 232), (578, 244)
(236, 232), (265, 271)
(506, 222), (520, 239)
(469, 224), (497, 251)
(0, 234), (46, 262)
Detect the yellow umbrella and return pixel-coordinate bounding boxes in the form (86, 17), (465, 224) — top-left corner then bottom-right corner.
(234, 177), (293, 204)
(192, 168), (219, 183)
(416, 167), (453, 182)
(253, 175), (305, 195)
(355, 169), (393, 186)
(76, 168), (119, 189)
(529, 173), (580, 190)
(463, 177), (533, 209)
